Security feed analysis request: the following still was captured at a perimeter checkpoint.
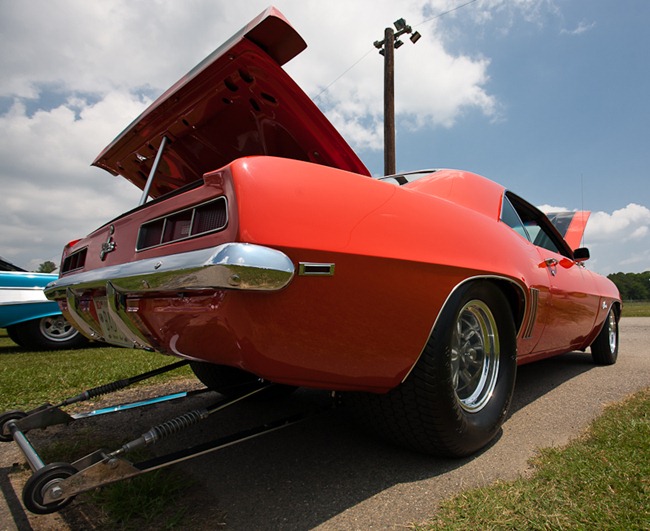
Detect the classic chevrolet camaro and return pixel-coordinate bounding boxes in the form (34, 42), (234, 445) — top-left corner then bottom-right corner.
(45, 8), (620, 457)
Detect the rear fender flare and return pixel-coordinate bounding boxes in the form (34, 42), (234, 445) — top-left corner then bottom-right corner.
(402, 275), (526, 384)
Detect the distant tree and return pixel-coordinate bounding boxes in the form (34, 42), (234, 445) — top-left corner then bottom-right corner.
(608, 271), (650, 300)
(37, 260), (57, 273)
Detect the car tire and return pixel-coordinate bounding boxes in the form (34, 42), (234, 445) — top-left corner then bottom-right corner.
(349, 281), (517, 457)
(190, 361), (296, 399)
(7, 316), (88, 350)
(590, 308), (618, 365)
(6, 325), (27, 347)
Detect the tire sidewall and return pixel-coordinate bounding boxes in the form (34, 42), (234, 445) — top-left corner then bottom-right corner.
(591, 308), (618, 365)
(9, 317), (88, 350)
(425, 281), (517, 454)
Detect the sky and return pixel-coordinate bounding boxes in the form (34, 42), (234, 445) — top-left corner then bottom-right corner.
(0, 0), (648, 275)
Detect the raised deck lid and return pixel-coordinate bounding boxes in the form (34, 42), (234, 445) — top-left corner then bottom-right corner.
(92, 7), (370, 199)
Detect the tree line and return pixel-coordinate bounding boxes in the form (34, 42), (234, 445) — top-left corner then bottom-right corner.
(607, 271), (650, 301)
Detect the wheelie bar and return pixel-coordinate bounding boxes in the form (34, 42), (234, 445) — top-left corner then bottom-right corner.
(1, 362), (321, 514)
(2, 360), (191, 445)
(41, 388), (313, 507)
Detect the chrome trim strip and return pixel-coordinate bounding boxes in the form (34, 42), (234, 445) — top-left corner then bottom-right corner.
(298, 262), (335, 276)
(400, 274), (527, 384)
(523, 288), (539, 339)
(45, 243), (295, 300)
(0, 288), (48, 305)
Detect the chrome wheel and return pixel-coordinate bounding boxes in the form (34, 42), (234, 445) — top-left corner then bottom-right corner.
(591, 307), (619, 366)
(352, 281), (517, 457)
(451, 300), (500, 413)
(39, 316), (79, 343)
(607, 311), (617, 353)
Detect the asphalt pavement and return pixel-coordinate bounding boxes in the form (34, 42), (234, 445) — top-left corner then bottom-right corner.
(1, 317), (648, 530)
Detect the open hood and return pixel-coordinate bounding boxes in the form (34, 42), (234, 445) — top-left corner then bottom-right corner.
(93, 7), (370, 199)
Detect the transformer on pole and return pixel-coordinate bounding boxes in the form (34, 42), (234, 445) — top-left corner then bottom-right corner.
(374, 19), (421, 176)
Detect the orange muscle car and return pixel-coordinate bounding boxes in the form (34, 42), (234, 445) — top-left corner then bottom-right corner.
(45, 7), (620, 457)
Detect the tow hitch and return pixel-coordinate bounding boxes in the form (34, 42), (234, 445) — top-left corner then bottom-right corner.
(1, 361), (321, 514)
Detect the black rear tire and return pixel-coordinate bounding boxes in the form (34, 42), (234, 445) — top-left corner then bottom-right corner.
(350, 281), (517, 457)
(591, 308), (619, 365)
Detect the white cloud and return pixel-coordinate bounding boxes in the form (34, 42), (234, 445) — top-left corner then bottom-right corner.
(586, 204), (650, 242)
(538, 204), (569, 213)
(538, 204), (650, 275)
(0, 0), (507, 270)
(0, 0), (646, 276)
(583, 204), (650, 274)
(0, 94), (145, 269)
(561, 20), (596, 36)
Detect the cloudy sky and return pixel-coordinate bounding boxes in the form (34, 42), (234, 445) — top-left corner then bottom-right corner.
(1, 0), (648, 275)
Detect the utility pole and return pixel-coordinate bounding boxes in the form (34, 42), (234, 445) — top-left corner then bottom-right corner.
(374, 19), (421, 176)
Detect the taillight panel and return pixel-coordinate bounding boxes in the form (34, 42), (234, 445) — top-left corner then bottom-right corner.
(136, 196), (228, 251)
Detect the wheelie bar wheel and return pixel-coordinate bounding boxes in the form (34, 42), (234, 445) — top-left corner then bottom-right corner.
(22, 463), (77, 514)
(0, 410), (27, 442)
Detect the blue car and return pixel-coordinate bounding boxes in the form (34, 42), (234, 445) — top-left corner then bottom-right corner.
(0, 258), (88, 350)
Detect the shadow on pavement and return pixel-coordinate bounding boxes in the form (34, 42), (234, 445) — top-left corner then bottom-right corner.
(1, 350), (597, 530)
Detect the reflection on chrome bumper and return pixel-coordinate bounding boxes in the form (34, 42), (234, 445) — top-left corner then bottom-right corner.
(45, 243), (295, 300)
(44, 243), (295, 350)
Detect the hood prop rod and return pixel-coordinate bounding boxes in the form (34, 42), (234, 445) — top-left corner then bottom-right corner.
(139, 135), (168, 206)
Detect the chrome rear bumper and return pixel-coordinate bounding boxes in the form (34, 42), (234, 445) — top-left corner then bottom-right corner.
(44, 243), (295, 349)
(45, 243), (295, 299)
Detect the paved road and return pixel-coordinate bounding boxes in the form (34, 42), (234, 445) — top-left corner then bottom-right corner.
(1, 318), (648, 530)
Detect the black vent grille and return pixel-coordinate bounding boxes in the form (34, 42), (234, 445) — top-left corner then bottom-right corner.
(137, 196), (228, 251)
(61, 247), (87, 274)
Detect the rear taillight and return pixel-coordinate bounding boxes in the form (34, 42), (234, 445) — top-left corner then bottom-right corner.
(61, 247), (87, 274)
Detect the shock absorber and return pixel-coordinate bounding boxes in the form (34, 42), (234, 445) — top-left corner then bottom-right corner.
(108, 409), (209, 458)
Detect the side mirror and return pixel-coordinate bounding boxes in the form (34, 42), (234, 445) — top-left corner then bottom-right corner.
(573, 247), (590, 262)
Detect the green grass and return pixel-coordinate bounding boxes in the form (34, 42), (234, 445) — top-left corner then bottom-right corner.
(3, 327), (649, 529)
(0, 329), (191, 411)
(1, 328), (200, 529)
(89, 469), (193, 529)
(622, 300), (650, 317)
(419, 387), (650, 530)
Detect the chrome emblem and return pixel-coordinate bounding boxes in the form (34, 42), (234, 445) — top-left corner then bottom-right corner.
(602, 300), (608, 310)
(100, 225), (116, 261)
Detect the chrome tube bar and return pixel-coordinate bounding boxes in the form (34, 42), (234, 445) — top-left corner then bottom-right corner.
(9, 423), (45, 472)
(139, 135), (168, 206)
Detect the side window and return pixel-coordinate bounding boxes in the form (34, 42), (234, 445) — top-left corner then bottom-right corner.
(502, 192), (566, 256)
(523, 221), (561, 254)
(501, 196), (530, 241)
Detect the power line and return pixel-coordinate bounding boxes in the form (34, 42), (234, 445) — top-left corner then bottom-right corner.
(413, 0), (480, 28)
(312, 0), (480, 102)
(312, 48), (376, 102)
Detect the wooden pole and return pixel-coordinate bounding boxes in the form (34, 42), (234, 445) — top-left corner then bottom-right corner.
(383, 27), (396, 176)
